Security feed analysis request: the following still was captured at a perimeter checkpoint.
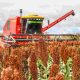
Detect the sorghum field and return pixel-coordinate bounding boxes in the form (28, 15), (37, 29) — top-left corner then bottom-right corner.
(0, 40), (80, 80)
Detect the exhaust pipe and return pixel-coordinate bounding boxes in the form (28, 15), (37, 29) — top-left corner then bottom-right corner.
(20, 9), (22, 17)
(20, 9), (23, 33)
(47, 19), (50, 25)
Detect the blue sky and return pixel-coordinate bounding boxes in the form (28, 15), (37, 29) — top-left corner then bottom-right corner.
(0, 0), (80, 34)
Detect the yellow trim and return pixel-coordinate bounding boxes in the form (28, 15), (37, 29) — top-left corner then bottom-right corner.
(21, 15), (44, 19)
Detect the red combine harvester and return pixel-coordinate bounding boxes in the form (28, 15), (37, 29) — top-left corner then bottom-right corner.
(2, 9), (75, 46)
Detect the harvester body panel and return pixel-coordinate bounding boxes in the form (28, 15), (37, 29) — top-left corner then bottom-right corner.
(3, 18), (17, 35)
(3, 17), (22, 36)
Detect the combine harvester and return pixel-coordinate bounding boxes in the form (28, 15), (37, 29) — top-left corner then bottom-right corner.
(1, 9), (80, 47)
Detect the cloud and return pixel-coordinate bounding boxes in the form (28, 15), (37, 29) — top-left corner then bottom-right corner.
(0, 2), (13, 9)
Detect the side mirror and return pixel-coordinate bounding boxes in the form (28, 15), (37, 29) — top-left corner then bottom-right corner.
(72, 10), (75, 16)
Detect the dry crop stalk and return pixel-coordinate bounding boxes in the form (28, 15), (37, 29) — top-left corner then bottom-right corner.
(10, 48), (23, 72)
(2, 47), (25, 80)
(67, 46), (77, 58)
(49, 64), (59, 78)
(59, 44), (69, 64)
(72, 52), (80, 80)
(1, 66), (13, 80)
(28, 45), (38, 80)
(1, 41), (80, 80)
(3, 54), (10, 68)
(0, 47), (3, 64)
(55, 73), (65, 80)
(1, 66), (24, 80)
(49, 44), (60, 65)
(49, 77), (55, 80)
(35, 40), (48, 67)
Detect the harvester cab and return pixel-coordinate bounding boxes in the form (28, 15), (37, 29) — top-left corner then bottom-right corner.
(21, 14), (44, 34)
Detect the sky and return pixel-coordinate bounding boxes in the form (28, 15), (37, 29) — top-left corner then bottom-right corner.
(0, 0), (80, 34)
